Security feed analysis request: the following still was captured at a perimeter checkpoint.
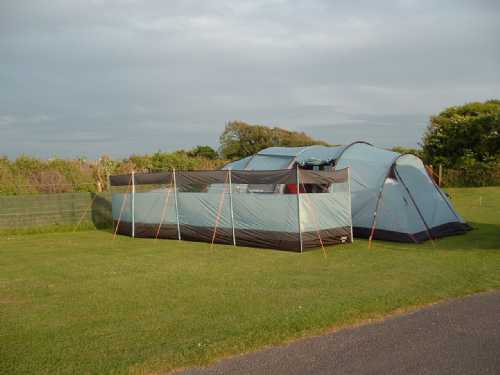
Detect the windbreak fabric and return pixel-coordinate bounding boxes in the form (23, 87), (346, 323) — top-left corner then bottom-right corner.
(176, 170), (228, 192)
(111, 168), (352, 251)
(110, 168), (349, 188)
(110, 172), (172, 186)
(300, 169), (348, 184)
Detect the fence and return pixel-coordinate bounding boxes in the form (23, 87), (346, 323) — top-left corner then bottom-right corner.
(426, 164), (500, 188)
(0, 192), (112, 231)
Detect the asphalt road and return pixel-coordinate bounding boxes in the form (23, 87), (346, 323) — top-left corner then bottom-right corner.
(175, 290), (500, 375)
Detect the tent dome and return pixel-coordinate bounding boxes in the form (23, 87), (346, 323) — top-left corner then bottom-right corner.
(225, 142), (470, 242)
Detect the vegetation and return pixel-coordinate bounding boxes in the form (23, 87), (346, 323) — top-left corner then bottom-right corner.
(389, 146), (423, 158)
(219, 121), (329, 159)
(422, 100), (500, 167)
(187, 145), (219, 160)
(1, 187), (499, 375)
(420, 100), (500, 186)
(0, 149), (226, 195)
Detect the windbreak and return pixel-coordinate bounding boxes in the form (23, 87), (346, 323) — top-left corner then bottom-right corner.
(110, 168), (352, 251)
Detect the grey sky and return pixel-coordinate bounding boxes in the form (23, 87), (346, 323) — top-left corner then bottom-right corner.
(1, 0), (499, 158)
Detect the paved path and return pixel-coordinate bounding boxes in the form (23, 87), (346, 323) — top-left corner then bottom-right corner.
(175, 290), (500, 375)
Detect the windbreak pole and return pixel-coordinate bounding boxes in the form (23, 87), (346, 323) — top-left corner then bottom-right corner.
(228, 169), (236, 246)
(296, 164), (303, 253)
(210, 172), (229, 252)
(72, 193), (98, 233)
(113, 174), (133, 240)
(155, 181), (173, 240)
(131, 171), (135, 238)
(173, 168), (181, 240)
(347, 167), (354, 243)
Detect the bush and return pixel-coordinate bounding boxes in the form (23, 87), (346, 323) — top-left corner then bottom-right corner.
(219, 121), (329, 159)
(422, 100), (500, 167)
(0, 151), (228, 195)
(443, 159), (500, 187)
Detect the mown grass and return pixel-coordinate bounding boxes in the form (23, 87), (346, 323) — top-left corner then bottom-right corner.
(1, 187), (499, 375)
(0, 222), (102, 237)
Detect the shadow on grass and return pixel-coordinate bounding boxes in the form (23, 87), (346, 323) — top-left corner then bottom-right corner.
(373, 222), (500, 252)
(91, 193), (114, 233)
(439, 222), (500, 251)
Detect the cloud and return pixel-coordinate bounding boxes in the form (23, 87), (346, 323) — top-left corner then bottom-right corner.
(0, 0), (499, 157)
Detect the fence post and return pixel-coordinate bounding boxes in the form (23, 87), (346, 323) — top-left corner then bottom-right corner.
(173, 168), (181, 240)
(131, 170), (135, 238)
(296, 164), (303, 253)
(228, 169), (236, 246)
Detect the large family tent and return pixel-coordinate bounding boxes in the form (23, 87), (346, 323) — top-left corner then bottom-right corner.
(110, 168), (353, 251)
(224, 142), (470, 243)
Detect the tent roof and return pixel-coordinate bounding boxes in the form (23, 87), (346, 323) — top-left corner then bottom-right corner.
(223, 142), (386, 170)
(257, 145), (346, 166)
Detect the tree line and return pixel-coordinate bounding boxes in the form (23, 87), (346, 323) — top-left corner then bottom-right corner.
(0, 150), (226, 195)
(1, 99), (499, 194)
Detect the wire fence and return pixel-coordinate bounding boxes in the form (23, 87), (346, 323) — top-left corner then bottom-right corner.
(426, 164), (500, 187)
(0, 192), (112, 231)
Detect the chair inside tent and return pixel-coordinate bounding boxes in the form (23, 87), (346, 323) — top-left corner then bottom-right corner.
(224, 142), (471, 243)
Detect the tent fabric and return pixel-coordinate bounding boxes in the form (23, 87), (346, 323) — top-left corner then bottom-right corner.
(232, 142), (469, 243)
(111, 168), (352, 251)
(222, 145), (346, 170)
(257, 145), (345, 166)
(110, 168), (349, 187)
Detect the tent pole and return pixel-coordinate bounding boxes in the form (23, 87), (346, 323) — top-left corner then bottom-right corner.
(368, 179), (386, 249)
(347, 167), (354, 243)
(131, 170), (135, 238)
(210, 173), (229, 252)
(112, 175), (132, 240)
(155, 181), (172, 240)
(228, 169), (236, 246)
(394, 168), (435, 245)
(296, 164), (303, 253)
(173, 168), (181, 240)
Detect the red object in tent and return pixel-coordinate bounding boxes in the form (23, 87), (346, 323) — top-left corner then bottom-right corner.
(286, 184), (306, 194)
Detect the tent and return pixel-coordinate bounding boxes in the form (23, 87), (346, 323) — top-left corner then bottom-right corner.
(224, 142), (470, 243)
(110, 168), (353, 251)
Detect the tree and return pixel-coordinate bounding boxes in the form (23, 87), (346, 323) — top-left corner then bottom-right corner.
(219, 121), (329, 159)
(421, 100), (500, 167)
(390, 146), (423, 158)
(187, 145), (218, 160)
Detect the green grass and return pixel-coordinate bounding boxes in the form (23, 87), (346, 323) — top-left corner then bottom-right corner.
(0, 221), (104, 237)
(1, 187), (499, 375)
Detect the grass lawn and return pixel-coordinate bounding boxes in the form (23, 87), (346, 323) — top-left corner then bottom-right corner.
(1, 187), (499, 374)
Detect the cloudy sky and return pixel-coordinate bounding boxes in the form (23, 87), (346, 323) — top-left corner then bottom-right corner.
(1, 0), (499, 158)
